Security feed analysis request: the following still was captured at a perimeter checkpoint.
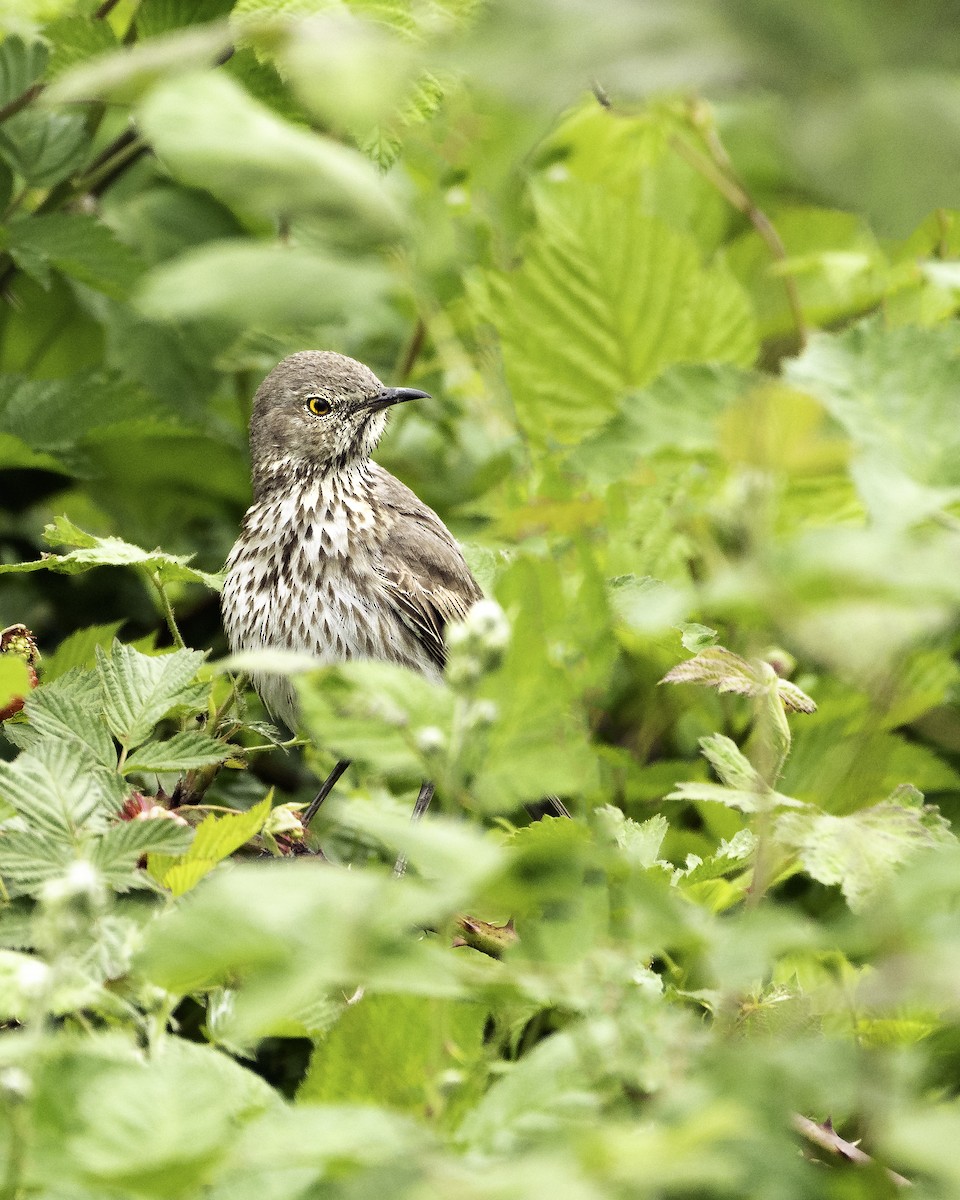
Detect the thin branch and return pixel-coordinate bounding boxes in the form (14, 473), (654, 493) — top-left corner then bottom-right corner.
(94, 0), (124, 18)
(670, 112), (807, 349)
(0, 83), (43, 126)
(394, 317), (427, 383)
(792, 1114), (912, 1188)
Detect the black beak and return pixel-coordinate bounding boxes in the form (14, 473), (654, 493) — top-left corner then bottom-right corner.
(362, 386), (431, 414)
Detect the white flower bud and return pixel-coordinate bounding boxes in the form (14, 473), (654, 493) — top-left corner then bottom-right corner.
(415, 725), (446, 756)
(463, 600), (510, 652)
(15, 958), (49, 998)
(0, 1068), (32, 1101)
(468, 699), (498, 728)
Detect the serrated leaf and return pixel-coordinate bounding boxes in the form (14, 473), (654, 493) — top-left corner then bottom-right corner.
(0, 36), (47, 106)
(0, 516), (224, 589)
(148, 795), (272, 897)
(96, 642), (207, 749)
(776, 792), (957, 911)
(487, 184), (757, 445)
(123, 730), (231, 774)
(594, 805), (667, 868)
(92, 815), (194, 886)
(661, 646), (762, 695)
(20, 670), (117, 769)
(700, 734), (764, 792)
(0, 740), (126, 839)
(4, 213), (143, 297)
(0, 109), (89, 187)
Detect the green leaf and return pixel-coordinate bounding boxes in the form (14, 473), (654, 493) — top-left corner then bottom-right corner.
(298, 992), (487, 1111)
(123, 730), (231, 775)
(0, 516), (224, 589)
(135, 239), (389, 329)
(0, 35), (47, 105)
(0, 109), (89, 186)
(91, 814), (194, 886)
(19, 669), (117, 770)
(3, 214), (143, 297)
(42, 622), (124, 682)
(137, 70), (401, 232)
(96, 642), (207, 750)
(594, 805), (668, 869)
(0, 739), (125, 839)
(776, 789), (957, 910)
(486, 183), (757, 444)
(148, 795), (271, 897)
(44, 15), (119, 79)
(785, 319), (960, 524)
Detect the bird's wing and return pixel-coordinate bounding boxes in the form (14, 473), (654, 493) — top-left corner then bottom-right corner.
(370, 465), (483, 671)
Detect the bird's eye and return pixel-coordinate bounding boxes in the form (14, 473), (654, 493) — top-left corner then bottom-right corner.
(306, 396), (332, 417)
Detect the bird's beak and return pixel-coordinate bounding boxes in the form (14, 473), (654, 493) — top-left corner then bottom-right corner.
(361, 386), (431, 414)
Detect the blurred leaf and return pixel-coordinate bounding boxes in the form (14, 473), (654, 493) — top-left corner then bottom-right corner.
(776, 789), (956, 910)
(786, 319), (960, 524)
(42, 622), (124, 681)
(137, 70), (402, 232)
(0, 35), (47, 103)
(298, 992), (487, 1112)
(3, 214), (143, 297)
(136, 239), (389, 328)
(0, 653), (31, 715)
(0, 109), (89, 186)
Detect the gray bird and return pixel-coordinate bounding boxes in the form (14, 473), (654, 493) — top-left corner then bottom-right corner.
(221, 350), (484, 830)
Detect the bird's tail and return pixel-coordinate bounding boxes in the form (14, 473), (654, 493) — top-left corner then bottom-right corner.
(523, 795), (571, 821)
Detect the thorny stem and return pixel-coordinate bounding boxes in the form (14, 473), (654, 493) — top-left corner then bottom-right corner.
(792, 1114), (911, 1188)
(670, 108), (808, 349)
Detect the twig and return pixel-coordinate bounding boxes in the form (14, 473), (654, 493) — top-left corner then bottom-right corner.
(670, 106), (807, 349)
(394, 317), (427, 383)
(0, 83), (43, 126)
(792, 1114), (912, 1188)
(94, 0), (124, 18)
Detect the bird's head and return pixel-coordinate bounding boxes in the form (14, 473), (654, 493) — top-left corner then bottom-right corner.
(249, 350), (429, 495)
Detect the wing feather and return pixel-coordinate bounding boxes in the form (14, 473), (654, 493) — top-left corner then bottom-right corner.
(370, 465), (482, 671)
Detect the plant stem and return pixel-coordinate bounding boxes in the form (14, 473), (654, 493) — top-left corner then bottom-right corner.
(151, 574), (186, 650)
(0, 83), (43, 125)
(671, 109), (807, 349)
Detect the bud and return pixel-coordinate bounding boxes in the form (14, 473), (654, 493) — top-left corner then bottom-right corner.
(41, 861), (106, 913)
(415, 725), (446, 756)
(445, 600), (510, 688)
(0, 1067), (32, 1102)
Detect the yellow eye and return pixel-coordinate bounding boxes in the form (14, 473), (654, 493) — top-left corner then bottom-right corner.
(306, 396), (332, 417)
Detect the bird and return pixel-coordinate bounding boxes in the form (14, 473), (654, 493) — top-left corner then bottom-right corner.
(221, 350), (488, 838)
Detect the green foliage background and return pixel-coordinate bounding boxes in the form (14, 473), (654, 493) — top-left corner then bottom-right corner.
(2, 0), (960, 1195)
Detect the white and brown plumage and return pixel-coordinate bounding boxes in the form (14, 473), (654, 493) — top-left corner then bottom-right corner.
(221, 350), (482, 732)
